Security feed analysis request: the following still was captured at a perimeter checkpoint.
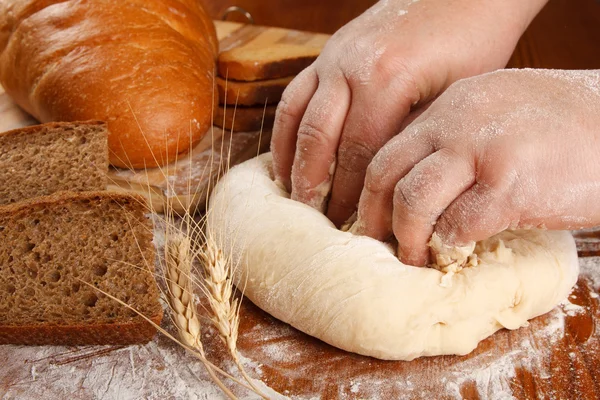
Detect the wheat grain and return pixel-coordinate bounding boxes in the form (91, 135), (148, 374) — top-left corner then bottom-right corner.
(200, 232), (268, 398)
(164, 232), (238, 399)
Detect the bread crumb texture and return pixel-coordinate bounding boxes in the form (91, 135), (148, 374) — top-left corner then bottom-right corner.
(0, 121), (108, 205)
(0, 191), (162, 345)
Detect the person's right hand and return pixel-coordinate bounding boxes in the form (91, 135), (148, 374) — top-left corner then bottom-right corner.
(271, 0), (548, 226)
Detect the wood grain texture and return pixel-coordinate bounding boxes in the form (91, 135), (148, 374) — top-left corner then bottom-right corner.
(508, 0), (600, 69)
(216, 21), (330, 53)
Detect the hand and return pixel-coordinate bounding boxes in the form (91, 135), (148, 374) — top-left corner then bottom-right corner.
(354, 69), (600, 266)
(271, 0), (547, 225)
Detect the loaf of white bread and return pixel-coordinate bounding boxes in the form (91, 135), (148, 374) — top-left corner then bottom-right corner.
(0, 0), (218, 168)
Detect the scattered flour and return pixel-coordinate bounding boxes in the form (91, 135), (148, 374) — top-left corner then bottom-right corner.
(0, 341), (227, 400)
(560, 299), (586, 316)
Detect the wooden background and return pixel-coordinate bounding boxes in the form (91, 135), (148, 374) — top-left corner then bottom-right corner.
(201, 0), (600, 69)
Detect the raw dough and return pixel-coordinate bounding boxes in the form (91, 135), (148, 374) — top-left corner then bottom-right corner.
(207, 153), (579, 360)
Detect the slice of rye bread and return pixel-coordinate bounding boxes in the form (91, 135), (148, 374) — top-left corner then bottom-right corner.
(0, 121), (108, 205)
(0, 191), (163, 345)
(217, 76), (294, 106)
(218, 44), (321, 81)
(214, 104), (277, 132)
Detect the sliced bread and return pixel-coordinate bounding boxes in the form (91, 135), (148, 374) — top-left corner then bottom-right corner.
(218, 44), (320, 81)
(217, 75), (294, 106)
(214, 104), (277, 132)
(0, 121), (108, 205)
(0, 191), (162, 345)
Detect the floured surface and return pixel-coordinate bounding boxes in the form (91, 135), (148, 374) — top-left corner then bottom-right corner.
(231, 263), (600, 400)
(0, 225), (599, 399)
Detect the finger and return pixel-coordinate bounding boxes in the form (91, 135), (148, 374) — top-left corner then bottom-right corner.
(271, 66), (318, 191)
(353, 120), (436, 241)
(398, 99), (435, 132)
(326, 77), (419, 226)
(290, 76), (352, 212)
(434, 182), (515, 247)
(392, 149), (475, 266)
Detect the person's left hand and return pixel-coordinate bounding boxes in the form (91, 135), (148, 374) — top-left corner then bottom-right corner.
(352, 69), (600, 266)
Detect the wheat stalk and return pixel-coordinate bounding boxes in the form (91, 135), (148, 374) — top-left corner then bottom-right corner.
(164, 232), (238, 399)
(199, 232), (268, 399)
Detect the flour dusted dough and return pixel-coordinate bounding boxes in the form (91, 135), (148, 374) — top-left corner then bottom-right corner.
(207, 154), (579, 360)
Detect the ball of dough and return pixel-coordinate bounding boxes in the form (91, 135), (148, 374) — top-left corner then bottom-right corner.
(207, 153), (579, 360)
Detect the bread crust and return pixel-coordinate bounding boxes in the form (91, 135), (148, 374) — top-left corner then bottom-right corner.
(0, 314), (163, 345)
(0, 0), (218, 168)
(0, 119), (104, 138)
(0, 190), (142, 214)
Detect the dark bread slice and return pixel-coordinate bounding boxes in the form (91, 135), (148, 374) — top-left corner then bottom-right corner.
(0, 191), (162, 345)
(218, 44), (320, 81)
(217, 75), (294, 106)
(214, 104), (277, 132)
(0, 121), (108, 205)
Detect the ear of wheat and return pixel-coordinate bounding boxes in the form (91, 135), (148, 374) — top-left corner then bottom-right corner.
(200, 232), (268, 399)
(162, 231), (242, 399)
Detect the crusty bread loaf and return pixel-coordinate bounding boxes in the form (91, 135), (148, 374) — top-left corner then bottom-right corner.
(0, 121), (108, 205)
(218, 44), (320, 81)
(0, 191), (162, 345)
(0, 0), (218, 169)
(215, 104), (277, 132)
(217, 75), (294, 106)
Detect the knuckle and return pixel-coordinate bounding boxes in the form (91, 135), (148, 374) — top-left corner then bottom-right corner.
(275, 96), (296, 125)
(393, 180), (418, 214)
(436, 211), (466, 244)
(393, 178), (433, 221)
(337, 139), (377, 174)
(297, 120), (332, 148)
(364, 155), (388, 194)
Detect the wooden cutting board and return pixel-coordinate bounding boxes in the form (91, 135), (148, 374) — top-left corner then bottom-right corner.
(0, 20), (330, 213)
